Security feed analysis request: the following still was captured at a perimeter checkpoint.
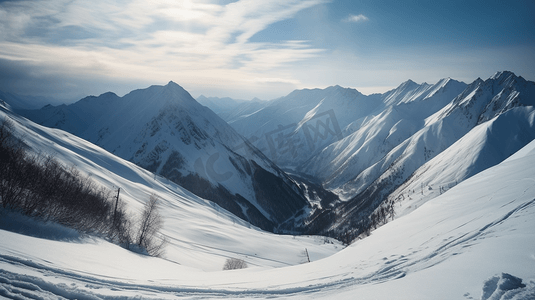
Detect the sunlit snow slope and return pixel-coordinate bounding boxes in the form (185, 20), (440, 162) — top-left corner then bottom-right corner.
(1, 102), (534, 299)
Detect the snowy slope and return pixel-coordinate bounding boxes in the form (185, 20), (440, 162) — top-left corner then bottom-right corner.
(390, 105), (535, 218)
(19, 82), (310, 232)
(0, 104), (342, 273)
(1, 102), (534, 299)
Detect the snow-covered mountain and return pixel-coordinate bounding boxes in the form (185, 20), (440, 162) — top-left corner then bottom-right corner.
(2, 99), (534, 299)
(299, 77), (468, 195)
(303, 71), (535, 239)
(228, 85), (382, 168)
(219, 71), (535, 240)
(18, 82), (310, 232)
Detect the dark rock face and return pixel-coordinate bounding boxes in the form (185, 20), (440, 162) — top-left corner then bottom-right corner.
(250, 161), (309, 230)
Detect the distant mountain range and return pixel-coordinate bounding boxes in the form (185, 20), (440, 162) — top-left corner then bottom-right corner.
(8, 70), (535, 240)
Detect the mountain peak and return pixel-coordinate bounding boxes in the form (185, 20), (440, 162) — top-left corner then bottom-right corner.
(437, 77), (452, 84)
(161, 80), (187, 92)
(330, 84), (356, 91)
(395, 79), (420, 91)
(325, 85), (363, 96)
(98, 91), (119, 98)
(486, 71), (527, 89)
(435, 77), (466, 89)
(164, 81), (187, 92)
(402, 79), (417, 85)
(78, 92), (118, 104)
(490, 71), (516, 81)
(161, 81), (196, 103)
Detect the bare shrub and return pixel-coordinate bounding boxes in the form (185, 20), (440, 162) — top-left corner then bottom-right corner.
(135, 194), (167, 257)
(223, 258), (248, 270)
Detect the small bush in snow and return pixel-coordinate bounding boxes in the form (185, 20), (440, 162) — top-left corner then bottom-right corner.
(134, 194), (168, 257)
(223, 258), (248, 270)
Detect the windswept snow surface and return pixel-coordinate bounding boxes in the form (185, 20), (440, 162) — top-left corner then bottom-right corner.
(1, 105), (535, 299)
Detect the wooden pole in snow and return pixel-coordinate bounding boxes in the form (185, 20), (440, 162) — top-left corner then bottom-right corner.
(113, 188), (120, 225)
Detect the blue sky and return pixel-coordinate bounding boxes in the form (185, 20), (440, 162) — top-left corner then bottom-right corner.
(0, 0), (533, 102)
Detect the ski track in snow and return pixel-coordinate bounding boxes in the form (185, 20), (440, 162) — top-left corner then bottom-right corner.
(0, 255), (358, 299)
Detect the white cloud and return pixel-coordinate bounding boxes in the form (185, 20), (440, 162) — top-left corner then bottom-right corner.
(0, 0), (326, 99)
(343, 14), (369, 23)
